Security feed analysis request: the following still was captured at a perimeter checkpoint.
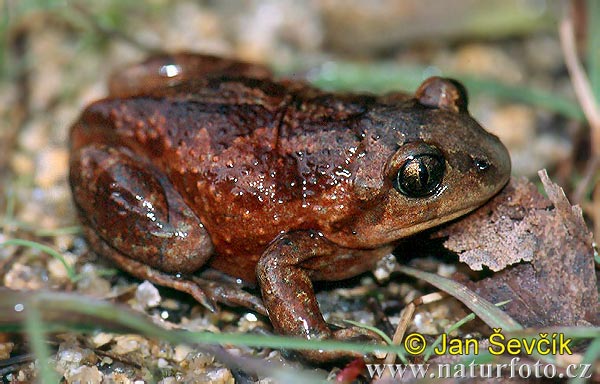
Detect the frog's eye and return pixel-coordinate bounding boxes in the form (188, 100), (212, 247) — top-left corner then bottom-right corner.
(394, 152), (445, 198)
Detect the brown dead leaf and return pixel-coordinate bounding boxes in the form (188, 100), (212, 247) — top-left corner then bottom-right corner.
(433, 170), (599, 327)
(437, 176), (548, 272)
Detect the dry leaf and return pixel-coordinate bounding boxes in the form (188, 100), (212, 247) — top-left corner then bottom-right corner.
(433, 171), (599, 327)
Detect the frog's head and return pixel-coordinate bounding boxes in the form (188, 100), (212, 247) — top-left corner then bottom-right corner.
(346, 77), (510, 246)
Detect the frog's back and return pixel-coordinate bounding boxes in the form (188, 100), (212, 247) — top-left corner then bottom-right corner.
(74, 76), (374, 193)
(70, 74), (380, 270)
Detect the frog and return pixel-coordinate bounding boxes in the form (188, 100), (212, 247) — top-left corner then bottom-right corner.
(69, 53), (511, 362)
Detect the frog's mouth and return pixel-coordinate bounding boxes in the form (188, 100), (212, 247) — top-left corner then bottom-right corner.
(385, 203), (483, 239)
(422, 204), (482, 231)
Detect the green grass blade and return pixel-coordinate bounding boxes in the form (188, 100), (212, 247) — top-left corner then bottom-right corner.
(0, 238), (78, 282)
(2, 289), (330, 383)
(301, 61), (585, 121)
(343, 319), (394, 346)
(342, 319), (409, 363)
(423, 300), (511, 361)
(0, 289), (407, 357)
(588, 0), (600, 103)
(0, 0), (9, 77)
(569, 337), (600, 384)
(24, 304), (60, 384)
(0, 219), (81, 237)
(34, 226), (82, 237)
(459, 75), (585, 121)
(395, 265), (523, 332)
(506, 326), (600, 339)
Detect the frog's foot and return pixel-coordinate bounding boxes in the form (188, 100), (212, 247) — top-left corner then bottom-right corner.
(297, 327), (382, 363)
(256, 230), (387, 363)
(83, 225), (214, 310)
(190, 275), (266, 316)
(84, 226), (265, 315)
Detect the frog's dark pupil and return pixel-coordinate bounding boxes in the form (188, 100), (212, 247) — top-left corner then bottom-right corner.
(395, 155), (445, 197)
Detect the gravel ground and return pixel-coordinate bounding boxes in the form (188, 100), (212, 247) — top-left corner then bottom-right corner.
(0, 1), (593, 383)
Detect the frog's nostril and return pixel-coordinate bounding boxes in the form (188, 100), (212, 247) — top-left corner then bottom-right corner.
(473, 158), (490, 172)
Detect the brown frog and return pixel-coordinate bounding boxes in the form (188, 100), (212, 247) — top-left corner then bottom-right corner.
(69, 53), (510, 362)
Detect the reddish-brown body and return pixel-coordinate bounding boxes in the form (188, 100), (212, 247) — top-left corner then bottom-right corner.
(70, 53), (510, 362)
(72, 77), (383, 281)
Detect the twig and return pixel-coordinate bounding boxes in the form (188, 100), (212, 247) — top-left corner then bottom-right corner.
(574, 154), (600, 204)
(384, 292), (446, 366)
(559, 15), (600, 242)
(559, 19), (600, 150)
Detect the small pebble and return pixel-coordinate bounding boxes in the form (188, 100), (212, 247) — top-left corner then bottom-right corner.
(173, 345), (193, 363)
(91, 332), (114, 348)
(4, 264), (47, 290)
(157, 358), (170, 369)
(0, 342), (14, 360)
(35, 147), (69, 188)
(206, 367), (234, 384)
(135, 280), (162, 309)
(64, 365), (103, 384)
(106, 373), (133, 384)
(47, 253), (77, 281)
(112, 335), (148, 355)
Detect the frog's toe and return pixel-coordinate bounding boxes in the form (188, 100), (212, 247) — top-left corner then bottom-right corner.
(191, 276), (266, 316)
(290, 326), (384, 364)
(295, 348), (363, 364)
(294, 326), (382, 364)
(331, 326), (383, 343)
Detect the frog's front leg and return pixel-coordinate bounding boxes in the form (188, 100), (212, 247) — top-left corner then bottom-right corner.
(70, 145), (265, 314)
(256, 230), (391, 362)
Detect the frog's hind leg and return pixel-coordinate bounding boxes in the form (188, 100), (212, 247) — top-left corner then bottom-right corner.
(82, 225), (214, 310)
(83, 226), (265, 315)
(70, 145), (212, 274)
(71, 145), (265, 314)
